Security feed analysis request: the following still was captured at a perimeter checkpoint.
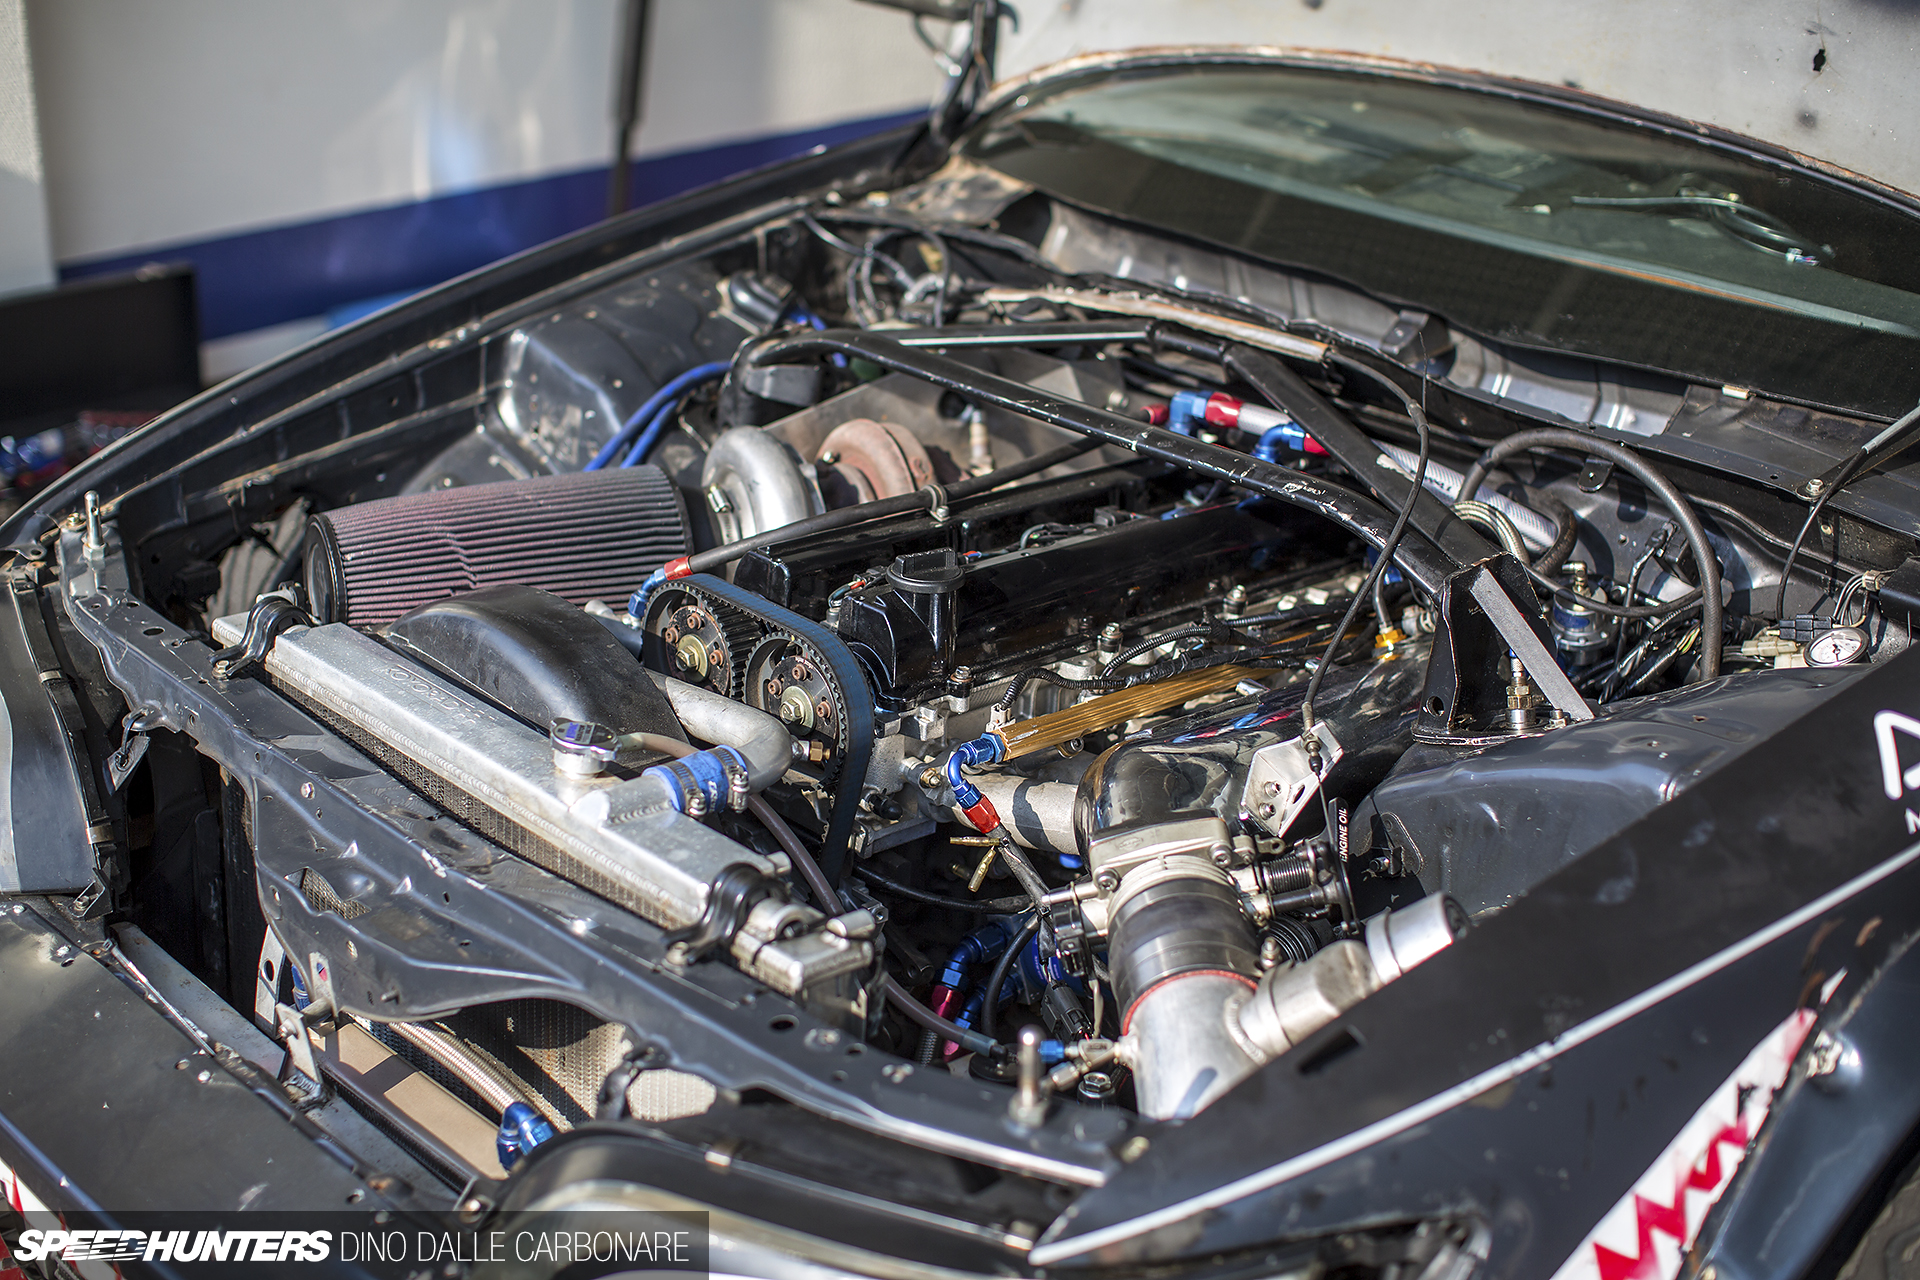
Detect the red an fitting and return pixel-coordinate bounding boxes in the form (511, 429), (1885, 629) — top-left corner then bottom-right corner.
(962, 797), (1000, 834)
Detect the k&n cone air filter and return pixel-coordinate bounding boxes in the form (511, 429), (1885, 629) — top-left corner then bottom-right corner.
(303, 466), (689, 627)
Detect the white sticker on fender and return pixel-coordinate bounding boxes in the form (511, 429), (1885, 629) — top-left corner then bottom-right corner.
(1551, 1006), (1817, 1280)
(0, 1151), (53, 1224)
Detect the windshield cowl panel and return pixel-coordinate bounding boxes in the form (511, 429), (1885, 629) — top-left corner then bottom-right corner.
(963, 61), (1920, 419)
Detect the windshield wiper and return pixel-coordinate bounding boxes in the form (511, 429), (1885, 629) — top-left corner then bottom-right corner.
(1564, 192), (1828, 265)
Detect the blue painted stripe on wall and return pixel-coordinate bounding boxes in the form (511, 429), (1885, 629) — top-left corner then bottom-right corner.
(59, 109), (922, 341)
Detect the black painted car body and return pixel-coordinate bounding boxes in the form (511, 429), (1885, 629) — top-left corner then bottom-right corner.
(4, 40), (1920, 1280)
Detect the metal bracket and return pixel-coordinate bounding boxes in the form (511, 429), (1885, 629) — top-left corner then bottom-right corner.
(67, 876), (109, 921)
(273, 1001), (330, 1108)
(1378, 310), (1451, 363)
(1417, 554), (1592, 743)
(105, 706), (162, 792)
(1245, 722), (1345, 838)
(1577, 458), (1615, 492)
(1466, 573), (1594, 723)
(209, 591), (310, 680)
(664, 864), (781, 964)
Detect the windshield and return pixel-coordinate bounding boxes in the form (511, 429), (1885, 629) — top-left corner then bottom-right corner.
(964, 64), (1920, 417)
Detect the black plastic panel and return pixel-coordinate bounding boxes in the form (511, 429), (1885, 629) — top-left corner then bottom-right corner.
(387, 584), (683, 742)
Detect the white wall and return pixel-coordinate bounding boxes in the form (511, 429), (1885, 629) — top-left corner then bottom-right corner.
(0, 0), (53, 296)
(999, 0), (1920, 199)
(21, 1), (1920, 272)
(28, 0), (945, 264)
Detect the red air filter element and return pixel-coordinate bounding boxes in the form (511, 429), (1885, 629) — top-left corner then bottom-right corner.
(303, 466), (690, 628)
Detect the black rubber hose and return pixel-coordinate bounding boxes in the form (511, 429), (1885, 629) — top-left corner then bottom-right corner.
(1530, 491), (1580, 576)
(746, 329), (1461, 593)
(1618, 622), (1703, 697)
(1773, 453), (1865, 620)
(750, 794), (1002, 1055)
(1461, 430), (1722, 677)
(995, 665), (1128, 712)
(1097, 624), (1214, 679)
(747, 795), (834, 903)
(683, 435), (1101, 576)
(1522, 566), (1705, 620)
(851, 868), (1028, 914)
(978, 914), (1041, 1041)
(889, 976), (1001, 1057)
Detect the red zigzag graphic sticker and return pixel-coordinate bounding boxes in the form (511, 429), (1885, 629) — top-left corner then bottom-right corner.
(1552, 1005), (1819, 1280)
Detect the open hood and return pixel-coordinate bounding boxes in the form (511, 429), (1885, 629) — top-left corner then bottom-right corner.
(993, 0), (1920, 200)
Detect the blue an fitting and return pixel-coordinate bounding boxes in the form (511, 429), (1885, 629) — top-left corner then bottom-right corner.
(1253, 422), (1311, 463)
(496, 1101), (555, 1171)
(1166, 389), (1212, 436)
(628, 565), (670, 622)
(1362, 546), (1405, 587)
(644, 745), (752, 814)
(938, 917), (1023, 990)
(951, 980), (1067, 1064)
(945, 735), (1003, 812)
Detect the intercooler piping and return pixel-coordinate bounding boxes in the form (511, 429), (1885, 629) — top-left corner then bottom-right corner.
(938, 772), (1079, 856)
(1107, 855), (1263, 1119)
(646, 670), (794, 792)
(1111, 871), (1469, 1119)
(577, 671), (797, 819)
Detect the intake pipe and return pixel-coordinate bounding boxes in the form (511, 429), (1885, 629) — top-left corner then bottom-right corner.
(936, 773), (1080, 855)
(1111, 871), (1468, 1119)
(1106, 852), (1263, 1119)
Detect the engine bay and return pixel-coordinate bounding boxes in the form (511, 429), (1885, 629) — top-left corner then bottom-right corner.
(23, 145), (1912, 1250)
